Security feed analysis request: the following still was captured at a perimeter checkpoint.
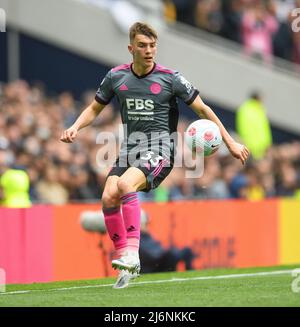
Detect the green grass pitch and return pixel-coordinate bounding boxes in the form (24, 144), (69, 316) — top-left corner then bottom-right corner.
(1, 265), (300, 307)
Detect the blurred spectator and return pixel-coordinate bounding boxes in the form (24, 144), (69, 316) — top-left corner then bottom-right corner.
(220, 0), (243, 43)
(171, 0), (198, 26)
(193, 156), (230, 199)
(222, 159), (243, 197)
(139, 210), (196, 273)
(35, 165), (69, 205)
(272, 0), (294, 60)
(241, 2), (278, 64)
(163, 0), (177, 23)
(195, 0), (223, 34)
(228, 164), (266, 200)
(58, 91), (78, 128)
(0, 151), (31, 207)
(244, 164), (265, 200)
(68, 166), (97, 200)
(236, 91), (272, 160)
(276, 161), (299, 196)
(255, 157), (276, 197)
(168, 167), (193, 201)
(229, 172), (248, 198)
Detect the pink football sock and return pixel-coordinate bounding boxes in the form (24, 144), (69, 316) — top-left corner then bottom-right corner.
(121, 192), (141, 249)
(103, 206), (127, 252)
(127, 237), (140, 252)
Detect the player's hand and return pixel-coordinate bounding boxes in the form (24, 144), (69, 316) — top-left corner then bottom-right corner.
(60, 127), (78, 143)
(228, 142), (250, 165)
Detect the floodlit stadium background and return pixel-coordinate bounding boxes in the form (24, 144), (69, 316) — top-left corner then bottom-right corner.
(0, 0), (300, 285)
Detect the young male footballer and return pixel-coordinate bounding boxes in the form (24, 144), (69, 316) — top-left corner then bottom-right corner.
(61, 22), (249, 289)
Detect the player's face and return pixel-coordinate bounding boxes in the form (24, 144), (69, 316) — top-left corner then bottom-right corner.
(129, 34), (157, 68)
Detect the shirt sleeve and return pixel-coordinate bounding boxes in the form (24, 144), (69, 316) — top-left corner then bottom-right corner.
(95, 70), (114, 105)
(173, 71), (199, 105)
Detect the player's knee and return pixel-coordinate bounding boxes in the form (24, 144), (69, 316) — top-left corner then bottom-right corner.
(102, 188), (120, 208)
(117, 178), (135, 195)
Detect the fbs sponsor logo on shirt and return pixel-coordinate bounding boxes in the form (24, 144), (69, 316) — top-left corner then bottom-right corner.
(126, 98), (154, 110)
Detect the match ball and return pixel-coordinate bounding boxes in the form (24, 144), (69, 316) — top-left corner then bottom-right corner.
(185, 119), (222, 156)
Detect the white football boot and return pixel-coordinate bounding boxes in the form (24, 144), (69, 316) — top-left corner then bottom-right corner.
(111, 251), (141, 274)
(113, 270), (139, 289)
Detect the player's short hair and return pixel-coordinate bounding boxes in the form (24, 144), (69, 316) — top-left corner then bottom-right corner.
(129, 22), (158, 43)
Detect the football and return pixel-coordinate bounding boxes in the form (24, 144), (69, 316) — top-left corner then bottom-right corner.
(185, 119), (222, 156)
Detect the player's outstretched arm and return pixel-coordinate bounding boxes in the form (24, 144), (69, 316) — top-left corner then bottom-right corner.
(60, 100), (105, 143)
(189, 95), (250, 165)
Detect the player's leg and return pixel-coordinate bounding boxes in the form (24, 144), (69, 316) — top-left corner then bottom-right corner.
(111, 146), (174, 273)
(102, 175), (128, 259)
(113, 163), (173, 275)
(117, 166), (147, 194)
(112, 167), (147, 273)
(118, 166), (147, 251)
(112, 152), (173, 273)
(102, 174), (139, 289)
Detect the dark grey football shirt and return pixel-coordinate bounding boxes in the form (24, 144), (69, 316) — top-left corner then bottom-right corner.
(95, 63), (199, 158)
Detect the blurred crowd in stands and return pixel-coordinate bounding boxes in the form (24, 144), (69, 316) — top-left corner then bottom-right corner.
(0, 80), (299, 206)
(164, 0), (300, 66)
(80, 0), (300, 66)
